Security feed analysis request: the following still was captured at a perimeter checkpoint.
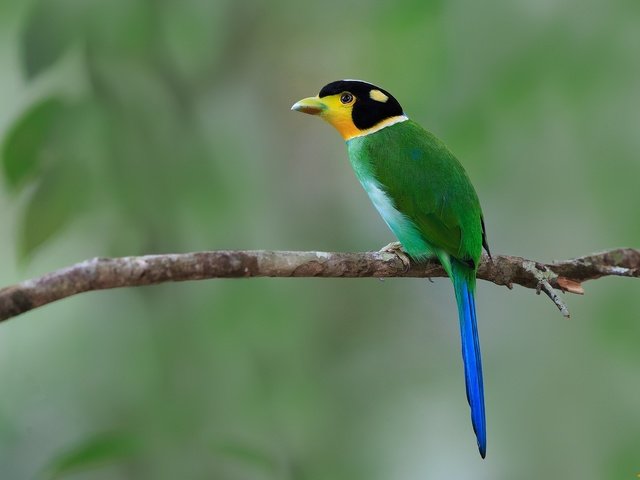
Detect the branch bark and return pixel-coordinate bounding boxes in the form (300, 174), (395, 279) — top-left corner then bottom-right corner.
(0, 248), (638, 322)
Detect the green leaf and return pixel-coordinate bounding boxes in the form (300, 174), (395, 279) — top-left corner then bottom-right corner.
(44, 431), (139, 479)
(1, 97), (64, 190)
(20, 160), (89, 259)
(21, 0), (85, 79)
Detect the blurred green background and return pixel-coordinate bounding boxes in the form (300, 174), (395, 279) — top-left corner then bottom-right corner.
(1, 0), (639, 478)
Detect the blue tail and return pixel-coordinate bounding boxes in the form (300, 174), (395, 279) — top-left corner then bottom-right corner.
(452, 264), (486, 458)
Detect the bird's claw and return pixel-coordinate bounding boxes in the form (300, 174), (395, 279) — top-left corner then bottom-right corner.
(379, 241), (412, 272)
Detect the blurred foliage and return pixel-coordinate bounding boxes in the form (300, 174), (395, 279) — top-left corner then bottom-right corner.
(0, 0), (639, 479)
(43, 431), (140, 479)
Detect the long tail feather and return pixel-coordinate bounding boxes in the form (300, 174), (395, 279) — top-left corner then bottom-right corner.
(452, 263), (486, 458)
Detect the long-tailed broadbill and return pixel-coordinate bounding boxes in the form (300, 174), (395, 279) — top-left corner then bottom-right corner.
(292, 80), (491, 457)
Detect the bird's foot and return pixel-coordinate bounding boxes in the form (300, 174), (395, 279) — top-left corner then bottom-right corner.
(379, 241), (412, 272)
(424, 257), (436, 283)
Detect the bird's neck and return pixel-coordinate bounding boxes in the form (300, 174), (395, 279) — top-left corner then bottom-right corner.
(344, 115), (409, 141)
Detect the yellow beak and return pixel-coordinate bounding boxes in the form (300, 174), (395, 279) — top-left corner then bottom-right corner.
(291, 96), (327, 115)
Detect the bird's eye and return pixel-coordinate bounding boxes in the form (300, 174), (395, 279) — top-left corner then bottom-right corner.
(340, 92), (354, 104)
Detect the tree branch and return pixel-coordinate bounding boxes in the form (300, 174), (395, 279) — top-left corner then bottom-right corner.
(0, 248), (638, 322)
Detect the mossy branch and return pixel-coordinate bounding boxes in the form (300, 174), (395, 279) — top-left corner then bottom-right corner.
(0, 248), (638, 321)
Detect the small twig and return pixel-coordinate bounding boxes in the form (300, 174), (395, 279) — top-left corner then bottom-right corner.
(524, 261), (571, 318)
(0, 248), (638, 322)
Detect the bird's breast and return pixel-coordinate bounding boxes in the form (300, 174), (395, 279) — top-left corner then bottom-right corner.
(356, 174), (432, 258)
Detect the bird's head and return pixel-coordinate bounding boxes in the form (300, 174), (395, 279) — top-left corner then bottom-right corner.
(291, 80), (405, 140)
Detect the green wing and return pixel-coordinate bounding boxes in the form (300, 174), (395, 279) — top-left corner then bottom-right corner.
(355, 120), (485, 265)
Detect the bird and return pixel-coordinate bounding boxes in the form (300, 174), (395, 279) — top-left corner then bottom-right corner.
(291, 80), (491, 458)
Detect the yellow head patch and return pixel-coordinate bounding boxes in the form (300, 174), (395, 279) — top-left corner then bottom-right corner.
(317, 94), (361, 140)
(369, 89), (389, 103)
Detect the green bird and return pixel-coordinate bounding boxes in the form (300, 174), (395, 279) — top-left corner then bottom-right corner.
(292, 80), (491, 457)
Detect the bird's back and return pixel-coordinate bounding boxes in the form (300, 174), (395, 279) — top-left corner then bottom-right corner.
(347, 120), (484, 266)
